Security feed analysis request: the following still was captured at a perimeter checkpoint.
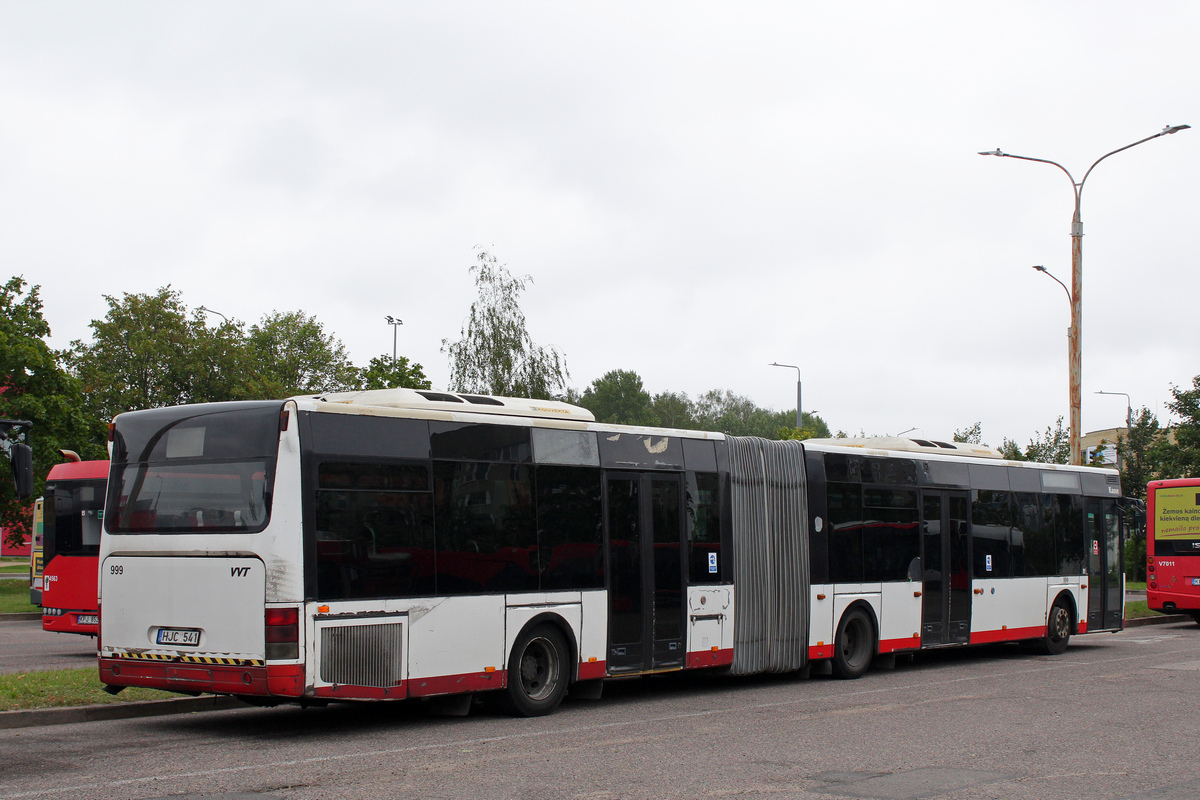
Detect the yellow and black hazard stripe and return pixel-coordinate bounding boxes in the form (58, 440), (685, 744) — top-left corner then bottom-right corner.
(116, 652), (265, 667)
(180, 655), (265, 667)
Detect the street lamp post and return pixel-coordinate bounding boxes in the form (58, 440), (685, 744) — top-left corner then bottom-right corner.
(198, 306), (229, 324)
(1095, 390), (1133, 431)
(979, 125), (1189, 466)
(769, 362), (802, 429)
(385, 316), (403, 364)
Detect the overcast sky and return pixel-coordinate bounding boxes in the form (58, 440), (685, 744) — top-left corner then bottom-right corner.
(2, 2), (1196, 445)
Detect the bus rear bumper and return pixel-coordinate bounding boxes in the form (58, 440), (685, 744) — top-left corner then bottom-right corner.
(99, 657), (304, 698)
(1147, 588), (1200, 614)
(42, 612), (98, 636)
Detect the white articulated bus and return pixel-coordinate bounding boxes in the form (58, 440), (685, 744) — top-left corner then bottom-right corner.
(97, 390), (1128, 716)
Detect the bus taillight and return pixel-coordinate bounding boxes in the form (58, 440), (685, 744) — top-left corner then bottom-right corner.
(265, 607), (299, 660)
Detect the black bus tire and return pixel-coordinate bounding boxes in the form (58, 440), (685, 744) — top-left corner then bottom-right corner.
(832, 606), (875, 679)
(1039, 600), (1072, 656)
(501, 624), (570, 717)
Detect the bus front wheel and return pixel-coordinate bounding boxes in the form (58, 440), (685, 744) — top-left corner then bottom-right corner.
(832, 607), (875, 679)
(502, 624), (569, 717)
(1038, 601), (1072, 656)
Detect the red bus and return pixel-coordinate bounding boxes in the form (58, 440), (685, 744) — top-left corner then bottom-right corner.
(31, 457), (107, 636)
(1147, 477), (1200, 620)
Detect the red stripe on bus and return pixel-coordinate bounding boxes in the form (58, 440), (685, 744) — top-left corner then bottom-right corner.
(408, 670), (505, 698)
(878, 637), (920, 653)
(968, 625), (1044, 645)
(315, 683), (407, 700)
(808, 644), (834, 660)
(100, 657), (269, 695)
(686, 649), (733, 670)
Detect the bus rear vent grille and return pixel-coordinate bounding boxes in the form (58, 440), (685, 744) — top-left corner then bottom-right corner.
(319, 623), (403, 688)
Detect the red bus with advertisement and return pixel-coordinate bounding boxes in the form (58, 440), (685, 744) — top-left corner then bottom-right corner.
(1147, 477), (1200, 620)
(31, 457), (107, 636)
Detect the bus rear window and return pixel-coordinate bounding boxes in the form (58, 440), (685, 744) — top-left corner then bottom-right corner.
(109, 461), (272, 534)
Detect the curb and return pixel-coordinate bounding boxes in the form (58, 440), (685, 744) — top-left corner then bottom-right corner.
(0, 695), (249, 730)
(0, 613), (42, 621)
(1124, 613), (1192, 628)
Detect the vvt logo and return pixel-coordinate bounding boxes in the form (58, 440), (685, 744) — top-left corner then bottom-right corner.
(230, 566), (251, 577)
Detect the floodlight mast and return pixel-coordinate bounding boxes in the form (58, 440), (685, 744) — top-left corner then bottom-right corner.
(979, 125), (1189, 465)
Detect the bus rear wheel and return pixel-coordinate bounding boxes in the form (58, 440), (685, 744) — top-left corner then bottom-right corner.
(1038, 601), (1072, 656)
(501, 624), (569, 717)
(832, 607), (874, 679)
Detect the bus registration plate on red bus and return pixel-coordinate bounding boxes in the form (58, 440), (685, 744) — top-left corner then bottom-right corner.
(156, 628), (200, 646)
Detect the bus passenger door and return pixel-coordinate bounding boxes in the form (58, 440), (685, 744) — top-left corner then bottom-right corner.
(605, 473), (685, 674)
(921, 490), (971, 646)
(1087, 498), (1124, 631)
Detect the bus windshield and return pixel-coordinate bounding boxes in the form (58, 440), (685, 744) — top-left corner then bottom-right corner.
(107, 402), (283, 535)
(47, 478), (106, 556)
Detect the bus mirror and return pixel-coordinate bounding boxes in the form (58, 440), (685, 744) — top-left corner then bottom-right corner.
(907, 556), (921, 582)
(8, 442), (33, 499)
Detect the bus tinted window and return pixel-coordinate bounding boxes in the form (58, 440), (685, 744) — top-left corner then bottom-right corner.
(687, 472), (725, 584)
(1011, 493), (1051, 576)
(828, 482), (864, 583)
(109, 462), (272, 534)
(315, 461), (435, 599)
(111, 402), (284, 463)
(430, 423), (531, 463)
(433, 461), (537, 593)
(45, 479), (105, 557)
(972, 490), (1012, 578)
(307, 413), (430, 460)
(536, 465), (603, 590)
(1053, 494), (1085, 575)
(862, 488), (918, 581)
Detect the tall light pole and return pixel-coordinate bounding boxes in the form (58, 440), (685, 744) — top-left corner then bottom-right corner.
(979, 124), (1189, 466)
(385, 316), (403, 364)
(769, 362), (802, 429)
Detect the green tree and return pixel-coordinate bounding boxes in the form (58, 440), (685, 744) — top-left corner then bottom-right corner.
(245, 311), (360, 397)
(578, 370), (656, 425)
(953, 422), (983, 445)
(1158, 375), (1200, 479)
(1, 277), (106, 547)
(69, 287), (210, 423)
(777, 413), (832, 441)
(442, 250), (568, 399)
(1024, 417), (1070, 464)
(358, 355), (432, 391)
(1112, 408), (1164, 582)
(998, 438), (1025, 460)
(651, 391), (697, 430)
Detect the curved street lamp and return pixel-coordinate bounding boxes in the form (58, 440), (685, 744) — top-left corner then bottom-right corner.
(980, 125), (1189, 465)
(769, 362), (802, 429)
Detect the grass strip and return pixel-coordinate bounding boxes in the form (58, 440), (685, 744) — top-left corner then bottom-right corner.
(0, 667), (179, 711)
(0, 579), (37, 614)
(1125, 600), (1162, 619)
